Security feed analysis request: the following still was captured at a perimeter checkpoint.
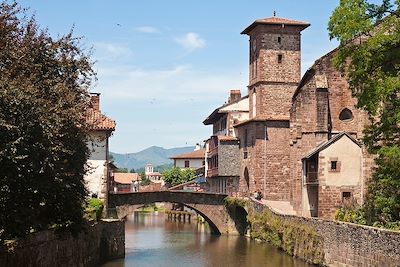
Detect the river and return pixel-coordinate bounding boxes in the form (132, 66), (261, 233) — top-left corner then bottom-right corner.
(102, 211), (312, 267)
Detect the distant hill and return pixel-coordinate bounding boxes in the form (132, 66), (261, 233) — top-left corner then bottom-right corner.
(110, 146), (195, 170)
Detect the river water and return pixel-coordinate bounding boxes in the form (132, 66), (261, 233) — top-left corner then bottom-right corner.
(102, 211), (312, 267)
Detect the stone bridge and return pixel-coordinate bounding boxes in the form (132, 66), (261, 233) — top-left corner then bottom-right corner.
(107, 191), (247, 235)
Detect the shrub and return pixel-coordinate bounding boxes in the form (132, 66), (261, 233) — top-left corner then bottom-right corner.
(84, 198), (104, 221)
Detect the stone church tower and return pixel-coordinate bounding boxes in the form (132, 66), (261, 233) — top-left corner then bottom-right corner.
(235, 17), (309, 200)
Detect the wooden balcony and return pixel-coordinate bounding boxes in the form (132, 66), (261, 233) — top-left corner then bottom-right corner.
(207, 168), (219, 177)
(304, 172), (318, 185)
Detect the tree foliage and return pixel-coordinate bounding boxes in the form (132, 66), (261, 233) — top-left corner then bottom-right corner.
(0, 2), (95, 240)
(329, 0), (400, 228)
(162, 167), (196, 187)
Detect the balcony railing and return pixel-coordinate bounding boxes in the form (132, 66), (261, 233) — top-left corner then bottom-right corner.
(305, 171), (318, 185)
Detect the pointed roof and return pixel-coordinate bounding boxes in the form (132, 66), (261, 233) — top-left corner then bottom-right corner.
(302, 132), (360, 159)
(241, 16), (310, 34)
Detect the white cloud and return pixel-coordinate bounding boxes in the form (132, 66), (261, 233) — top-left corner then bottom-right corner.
(175, 32), (206, 52)
(93, 42), (132, 61)
(135, 26), (159, 33)
(96, 64), (247, 103)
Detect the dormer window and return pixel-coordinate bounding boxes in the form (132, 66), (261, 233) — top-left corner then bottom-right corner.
(339, 108), (353, 121)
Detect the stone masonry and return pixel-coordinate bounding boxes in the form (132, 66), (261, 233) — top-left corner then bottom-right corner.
(289, 51), (373, 217)
(235, 17), (309, 202)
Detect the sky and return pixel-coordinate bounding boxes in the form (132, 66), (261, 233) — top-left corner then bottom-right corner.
(16, 0), (349, 153)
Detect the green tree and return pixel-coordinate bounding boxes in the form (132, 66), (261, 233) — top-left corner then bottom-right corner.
(139, 172), (150, 186)
(0, 2), (95, 240)
(116, 168), (128, 173)
(129, 168), (136, 173)
(329, 0), (400, 228)
(162, 167), (196, 187)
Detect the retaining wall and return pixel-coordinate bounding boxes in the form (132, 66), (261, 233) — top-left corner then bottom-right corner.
(249, 199), (400, 266)
(0, 219), (124, 267)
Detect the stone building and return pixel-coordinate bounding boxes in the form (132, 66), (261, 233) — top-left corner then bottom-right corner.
(203, 90), (249, 194)
(85, 93), (116, 200)
(234, 17), (310, 201)
(204, 16), (373, 219)
(289, 50), (372, 218)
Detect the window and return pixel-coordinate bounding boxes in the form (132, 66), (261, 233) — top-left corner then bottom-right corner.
(329, 158), (341, 172)
(342, 192), (352, 204)
(339, 108), (353, 121)
(278, 54), (283, 63)
(331, 161), (337, 170)
(184, 160), (190, 168)
(277, 36), (281, 44)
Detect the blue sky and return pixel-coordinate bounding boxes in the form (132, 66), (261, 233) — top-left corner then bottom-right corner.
(18, 1), (347, 153)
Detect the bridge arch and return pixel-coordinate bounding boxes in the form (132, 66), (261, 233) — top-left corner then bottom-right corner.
(108, 191), (247, 235)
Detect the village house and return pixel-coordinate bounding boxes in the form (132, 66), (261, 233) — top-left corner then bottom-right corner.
(203, 90), (249, 194)
(85, 93), (116, 201)
(204, 16), (373, 219)
(169, 146), (208, 192)
(170, 145), (205, 169)
(111, 172), (140, 193)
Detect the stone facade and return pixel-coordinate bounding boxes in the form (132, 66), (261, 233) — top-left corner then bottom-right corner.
(0, 220), (124, 267)
(249, 199), (400, 266)
(200, 16), (375, 220)
(289, 51), (372, 218)
(235, 17), (308, 201)
(203, 91), (249, 195)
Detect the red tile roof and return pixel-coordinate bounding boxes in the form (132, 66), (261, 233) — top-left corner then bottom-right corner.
(241, 16), (310, 34)
(170, 149), (205, 159)
(114, 173), (140, 184)
(86, 108), (116, 131)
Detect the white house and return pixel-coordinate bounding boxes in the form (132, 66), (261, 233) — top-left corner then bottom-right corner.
(85, 93), (116, 200)
(144, 163), (163, 184)
(170, 147), (205, 169)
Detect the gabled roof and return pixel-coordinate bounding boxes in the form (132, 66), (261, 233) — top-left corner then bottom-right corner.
(302, 132), (360, 159)
(114, 173), (140, 184)
(241, 16), (310, 34)
(86, 108), (116, 131)
(170, 149), (205, 159)
(203, 95), (249, 125)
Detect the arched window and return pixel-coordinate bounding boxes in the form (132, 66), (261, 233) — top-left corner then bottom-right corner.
(339, 108), (353, 121)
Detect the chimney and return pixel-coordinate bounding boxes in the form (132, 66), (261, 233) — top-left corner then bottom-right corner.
(194, 143), (201, 151)
(90, 93), (100, 111)
(229, 90), (241, 103)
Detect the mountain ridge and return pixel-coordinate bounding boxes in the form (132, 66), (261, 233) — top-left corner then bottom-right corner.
(110, 145), (195, 170)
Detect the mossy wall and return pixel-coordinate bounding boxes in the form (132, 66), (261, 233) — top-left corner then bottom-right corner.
(248, 199), (400, 266)
(0, 220), (124, 267)
(248, 207), (324, 265)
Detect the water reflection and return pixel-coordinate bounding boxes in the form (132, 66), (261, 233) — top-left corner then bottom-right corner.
(103, 211), (312, 267)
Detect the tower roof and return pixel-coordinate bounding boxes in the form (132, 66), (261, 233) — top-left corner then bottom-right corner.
(241, 16), (310, 34)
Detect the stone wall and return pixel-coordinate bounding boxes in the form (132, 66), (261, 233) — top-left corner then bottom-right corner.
(0, 220), (124, 267)
(249, 199), (400, 266)
(218, 140), (240, 176)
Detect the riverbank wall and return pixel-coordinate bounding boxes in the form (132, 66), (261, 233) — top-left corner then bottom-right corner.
(248, 199), (400, 266)
(0, 219), (124, 267)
